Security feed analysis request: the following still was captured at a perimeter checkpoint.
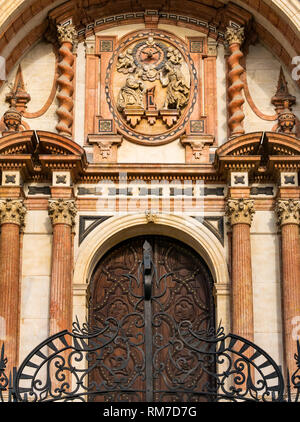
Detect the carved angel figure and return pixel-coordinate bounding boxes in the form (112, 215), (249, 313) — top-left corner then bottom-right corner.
(166, 47), (183, 65)
(117, 71), (145, 111)
(159, 61), (190, 110)
(116, 48), (136, 74)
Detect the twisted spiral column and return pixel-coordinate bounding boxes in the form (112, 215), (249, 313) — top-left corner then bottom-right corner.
(56, 24), (77, 138)
(225, 27), (245, 137)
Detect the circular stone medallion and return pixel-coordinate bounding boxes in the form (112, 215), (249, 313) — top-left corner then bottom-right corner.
(106, 30), (198, 145)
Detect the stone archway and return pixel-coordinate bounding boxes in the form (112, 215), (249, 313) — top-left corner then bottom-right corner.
(73, 213), (231, 334)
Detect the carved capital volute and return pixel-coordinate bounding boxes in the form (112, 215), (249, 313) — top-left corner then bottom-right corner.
(275, 199), (300, 226)
(48, 199), (77, 227)
(0, 199), (27, 227)
(225, 198), (255, 226)
(225, 26), (245, 46)
(57, 24), (77, 45)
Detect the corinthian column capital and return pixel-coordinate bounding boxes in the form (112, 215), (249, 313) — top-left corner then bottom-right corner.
(225, 198), (255, 226)
(0, 199), (26, 227)
(57, 23), (77, 45)
(48, 199), (77, 227)
(225, 26), (245, 46)
(275, 199), (300, 226)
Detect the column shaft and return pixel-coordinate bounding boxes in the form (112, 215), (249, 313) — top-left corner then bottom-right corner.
(231, 223), (254, 341)
(49, 223), (73, 335)
(0, 223), (21, 369)
(281, 223), (300, 375)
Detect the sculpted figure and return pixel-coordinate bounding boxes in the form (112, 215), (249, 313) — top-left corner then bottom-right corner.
(116, 48), (136, 74)
(159, 61), (190, 109)
(117, 70), (145, 111)
(166, 47), (183, 65)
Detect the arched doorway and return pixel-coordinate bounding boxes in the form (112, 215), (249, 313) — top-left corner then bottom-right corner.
(88, 235), (215, 402)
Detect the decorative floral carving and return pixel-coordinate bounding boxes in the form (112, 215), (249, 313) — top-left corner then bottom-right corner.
(145, 209), (157, 223)
(57, 24), (77, 45)
(275, 199), (300, 226)
(225, 27), (245, 46)
(48, 199), (77, 227)
(0, 199), (27, 227)
(225, 198), (255, 226)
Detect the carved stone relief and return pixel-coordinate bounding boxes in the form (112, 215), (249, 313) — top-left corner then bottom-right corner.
(107, 30), (197, 145)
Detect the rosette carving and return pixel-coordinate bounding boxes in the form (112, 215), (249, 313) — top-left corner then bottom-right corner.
(56, 24), (77, 138)
(275, 199), (300, 226)
(225, 26), (245, 137)
(225, 198), (255, 226)
(48, 199), (77, 227)
(0, 199), (27, 227)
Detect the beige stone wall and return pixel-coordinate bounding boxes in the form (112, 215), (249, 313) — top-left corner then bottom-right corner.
(19, 210), (52, 362)
(250, 210), (284, 367)
(0, 41), (58, 133)
(244, 43), (300, 133)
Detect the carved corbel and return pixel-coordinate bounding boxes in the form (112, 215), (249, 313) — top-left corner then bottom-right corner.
(87, 135), (123, 163)
(180, 134), (214, 163)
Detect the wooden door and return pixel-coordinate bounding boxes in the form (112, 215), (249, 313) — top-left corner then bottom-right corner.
(88, 235), (215, 402)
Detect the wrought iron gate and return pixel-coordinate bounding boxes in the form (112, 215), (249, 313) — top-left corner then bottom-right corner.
(0, 239), (299, 402)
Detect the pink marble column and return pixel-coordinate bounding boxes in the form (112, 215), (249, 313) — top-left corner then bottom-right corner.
(0, 199), (26, 372)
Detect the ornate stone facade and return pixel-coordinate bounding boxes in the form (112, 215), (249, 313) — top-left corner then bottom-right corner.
(0, 0), (299, 402)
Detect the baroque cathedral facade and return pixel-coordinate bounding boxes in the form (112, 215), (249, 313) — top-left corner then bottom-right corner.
(0, 0), (299, 402)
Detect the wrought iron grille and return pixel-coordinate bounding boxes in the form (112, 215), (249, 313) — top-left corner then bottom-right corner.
(0, 241), (299, 402)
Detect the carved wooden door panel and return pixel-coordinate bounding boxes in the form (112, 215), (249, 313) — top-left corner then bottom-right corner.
(89, 235), (215, 402)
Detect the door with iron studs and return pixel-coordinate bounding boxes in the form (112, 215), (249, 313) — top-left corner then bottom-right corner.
(88, 235), (215, 402)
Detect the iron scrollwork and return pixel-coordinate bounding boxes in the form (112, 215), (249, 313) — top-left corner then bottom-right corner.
(0, 240), (300, 402)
